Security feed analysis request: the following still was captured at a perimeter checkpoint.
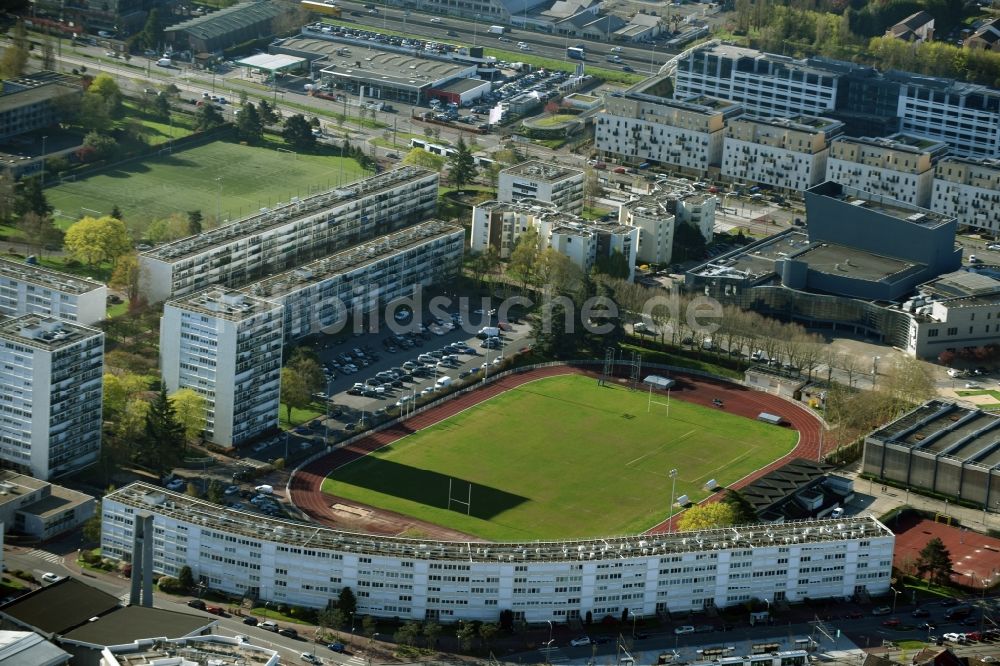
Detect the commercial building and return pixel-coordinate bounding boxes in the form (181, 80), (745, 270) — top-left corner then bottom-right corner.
(674, 42), (1000, 158)
(242, 221), (464, 343)
(101, 482), (895, 622)
(164, 0), (285, 54)
(498, 161), (585, 214)
(0, 72), (82, 142)
(160, 290), (284, 448)
(620, 188), (716, 265)
(864, 399), (1000, 513)
(929, 157), (1000, 234)
(0, 258), (106, 326)
(596, 82), (742, 176)
(0, 472), (94, 541)
(0, 315), (103, 480)
(139, 167), (439, 303)
(405, 0), (548, 23)
(826, 134), (947, 208)
(101, 637), (279, 666)
(902, 269), (1000, 360)
(721, 116), (843, 193)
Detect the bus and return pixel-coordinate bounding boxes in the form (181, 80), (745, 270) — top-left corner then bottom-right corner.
(567, 47), (586, 61)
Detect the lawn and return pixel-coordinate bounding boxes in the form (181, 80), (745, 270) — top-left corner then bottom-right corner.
(46, 139), (367, 230)
(321, 374), (797, 541)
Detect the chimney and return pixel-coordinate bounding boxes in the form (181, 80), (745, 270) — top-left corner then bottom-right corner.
(129, 512), (155, 607)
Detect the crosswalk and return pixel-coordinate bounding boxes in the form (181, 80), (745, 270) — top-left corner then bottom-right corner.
(539, 645), (569, 663)
(26, 549), (63, 564)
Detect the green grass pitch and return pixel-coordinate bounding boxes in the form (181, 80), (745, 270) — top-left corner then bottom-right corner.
(46, 140), (367, 231)
(322, 375), (798, 541)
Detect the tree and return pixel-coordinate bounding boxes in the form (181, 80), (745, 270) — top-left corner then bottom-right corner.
(139, 8), (164, 50)
(82, 131), (119, 161)
(0, 22), (29, 78)
(82, 504), (103, 543)
(177, 565), (195, 592)
(280, 367), (311, 425)
(402, 147), (445, 171)
(236, 102), (264, 144)
(194, 103), (225, 131)
(593, 249), (630, 279)
(65, 216), (132, 269)
(584, 168), (603, 210)
(456, 621), (478, 652)
(915, 537), (953, 586)
(676, 502), (740, 532)
(338, 586), (357, 616)
(282, 114), (317, 150)
(170, 388), (207, 442)
(448, 136), (477, 189)
(152, 92), (171, 120)
(257, 99), (279, 125)
(544, 100), (560, 115)
(16, 212), (62, 257)
(361, 613), (377, 637)
(394, 621), (421, 646)
(423, 620), (442, 646)
(137, 383), (186, 477)
(103, 371), (150, 421)
(41, 34), (56, 71)
(319, 608), (347, 632)
(673, 221), (707, 262)
(110, 204), (123, 220)
(508, 227), (541, 289)
(478, 622), (499, 648)
(720, 489), (757, 524)
(206, 479), (225, 503)
(14, 177), (53, 218)
(77, 94), (114, 133)
(187, 210), (203, 236)
(88, 74), (124, 116)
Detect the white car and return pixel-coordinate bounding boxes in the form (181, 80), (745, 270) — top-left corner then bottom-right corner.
(570, 637), (592, 647)
(41, 572), (62, 584)
(965, 382), (982, 389)
(429, 17), (443, 23)
(943, 633), (966, 643)
(674, 626), (695, 635)
(300, 653), (323, 664)
(611, 46), (623, 52)
(988, 243), (1000, 250)
(254, 485), (274, 495)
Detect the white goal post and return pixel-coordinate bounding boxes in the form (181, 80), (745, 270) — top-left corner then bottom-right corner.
(447, 478), (472, 516)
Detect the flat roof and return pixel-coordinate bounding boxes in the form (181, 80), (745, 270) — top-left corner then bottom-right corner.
(0, 257), (105, 295)
(795, 242), (922, 283)
(612, 90), (739, 115)
(436, 77), (489, 94)
(164, 0), (285, 41)
(0, 578), (119, 635)
(62, 605), (214, 647)
(0, 631), (70, 666)
(0, 472), (48, 510)
(807, 181), (954, 228)
(143, 166), (436, 263)
(237, 53), (305, 71)
(869, 400), (1000, 469)
(167, 288), (282, 322)
(832, 133), (948, 155)
(689, 230), (810, 281)
(282, 38), (469, 87)
(105, 636), (277, 666)
(106, 482), (893, 562)
(501, 160), (583, 183)
(0, 314), (102, 351)
(21, 485), (93, 519)
(736, 114), (843, 134)
(740, 459), (834, 514)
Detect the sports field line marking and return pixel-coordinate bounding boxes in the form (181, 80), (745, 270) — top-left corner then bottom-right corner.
(624, 430), (697, 468)
(698, 445), (759, 480)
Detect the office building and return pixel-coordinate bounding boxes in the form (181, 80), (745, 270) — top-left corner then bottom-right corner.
(722, 116), (843, 193)
(929, 157), (1000, 234)
(0, 72), (82, 142)
(0, 258), (107, 326)
(101, 482), (895, 622)
(0, 315), (103, 480)
(139, 167), (440, 303)
(826, 134), (947, 208)
(498, 161), (585, 214)
(596, 84), (742, 176)
(160, 290), (284, 448)
(0, 472), (94, 541)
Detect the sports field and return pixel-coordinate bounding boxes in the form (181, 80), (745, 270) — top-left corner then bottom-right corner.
(46, 140), (367, 230)
(322, 375), (797, 541)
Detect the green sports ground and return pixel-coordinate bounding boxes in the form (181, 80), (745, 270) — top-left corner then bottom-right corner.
(322, 375), (797, 541)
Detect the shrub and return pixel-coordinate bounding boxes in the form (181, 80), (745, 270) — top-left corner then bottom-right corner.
(157, 575), (186, 594)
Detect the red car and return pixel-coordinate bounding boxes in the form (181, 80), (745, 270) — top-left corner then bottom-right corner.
(206, 606), (225, 616)
(882, 619), (901, 627)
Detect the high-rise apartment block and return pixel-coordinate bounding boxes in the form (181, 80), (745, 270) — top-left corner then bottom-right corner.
(497, 161), (585, 214)
(0, 258), (107, 326)
(826, 134), (947, 208)
(722, 116), (843, 192)
(929, 157), (1000, 234)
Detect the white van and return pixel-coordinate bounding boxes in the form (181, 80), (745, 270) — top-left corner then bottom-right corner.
(435, 376), (453, 390)
(156, 58), (172, 67)
(478, 326), (499, 339)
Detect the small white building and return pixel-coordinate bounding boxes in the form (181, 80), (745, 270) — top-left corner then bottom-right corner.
(904, 270), (1000, 359)
(826, 134), (947, 208)
(620, 188), (717, 266)
(722, 115), (843, 193)
(0, 472), (94, 541)
(0, 258), (106, 325)
(929, 157), (1000, 234)
(498, 161), (585, 214)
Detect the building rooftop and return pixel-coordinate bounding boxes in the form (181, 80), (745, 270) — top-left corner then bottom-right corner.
(501, 160), (583, 183)
(739, 459), (835, 516)
(62, 605), (215, 647)
(243, 221), (461, 300)
(0, 71), (80, 112)
(917, 270), (1000, 308)
(297, 38), (469, 88)
(438, 77), (489, 94)
(143, 166), (436, 263)
(103, 636), (277, 666)
(869, 400), (1000, 469)
(936, 155), (1000, 172)
(0, 578), (119, 635)
(167, 288), (281, 322)
(237, 53), (306, 72)
(0, 472), (48, 511)
(736, 114), (844, 134)
(611, 89), (740, 115)
(832, 133), (948, 155)
(807, 181), (954, 228)
(0, 630), (70, 666)
(164, 0), (285, 41)
(22, 485), (94, 519)
(107, 482), (893, 563)
(795, 242), (923, 283)
(0, 315), (102, 351)
(0, 257), (105, 295)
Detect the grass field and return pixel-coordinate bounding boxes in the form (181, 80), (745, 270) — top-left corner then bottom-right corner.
(322, 375), (797, 541)
(46, 140), (367, 230)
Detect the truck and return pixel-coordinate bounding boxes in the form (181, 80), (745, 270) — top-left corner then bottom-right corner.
(567, 46), (586, 60)
(156, 57), (172, 67)
(487, 25), (506, 34)
(478, 326), (500, 339)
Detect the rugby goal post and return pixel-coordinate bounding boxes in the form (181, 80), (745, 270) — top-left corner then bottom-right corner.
(647, 384), (670, 417)
(447, 478), (472, 516)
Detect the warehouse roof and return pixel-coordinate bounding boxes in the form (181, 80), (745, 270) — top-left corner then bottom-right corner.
(165, 0), (284, 41)
(237, 53), (306, 72)
(62, 606), (214, 647)
(0, 578), (118, 636)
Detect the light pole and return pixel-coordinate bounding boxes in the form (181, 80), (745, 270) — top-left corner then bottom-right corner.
(668, 468), (679, 533)
(215, 177), (223, 223)
(40, 136), (47, 185)
(891, 587), (900, 614)
(872, 356), (880, 389)
(473, 13), (481, 46)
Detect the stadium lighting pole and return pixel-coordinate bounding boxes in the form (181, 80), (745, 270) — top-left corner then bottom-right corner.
(668, 468), (679, 533)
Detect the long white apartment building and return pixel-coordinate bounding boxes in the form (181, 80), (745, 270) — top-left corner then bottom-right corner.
(620, 189), (716, 265)
(0, 315), (103, 480)
(472, 201), (640, 280)
(160, 290), (284, 448)
(101, 482), (895, 622)
(596, 86), (742, 176)
(498, 161), (584, 214)
(242, 221), (465, 343)
(826, 134), (947, 208)
(139, 167), (440, 303)
(929, 157), (1000, 234)
(722, 115), (843, 193)
(0, 258), (106, 325)
(895, 75), (1000, 159)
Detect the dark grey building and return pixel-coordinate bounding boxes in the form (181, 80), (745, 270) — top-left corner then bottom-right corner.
(164, 0), (284, 54)
(0, 72), (81, 142)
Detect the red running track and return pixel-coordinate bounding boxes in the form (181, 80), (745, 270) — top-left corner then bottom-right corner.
(288, 365), (822, 540)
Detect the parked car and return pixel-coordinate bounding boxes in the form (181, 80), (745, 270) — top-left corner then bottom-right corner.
(243, 616), (259, 626)
(872, 606), (892, 615)
(674, 626), (695, 635)
(187, 599), (207, 610)
(279, 627), (299, 638)
(570, 637), (592, 647)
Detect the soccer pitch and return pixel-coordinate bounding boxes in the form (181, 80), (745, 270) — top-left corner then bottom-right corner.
(322, 375), (798, 541)
(46, 140), (367, 230)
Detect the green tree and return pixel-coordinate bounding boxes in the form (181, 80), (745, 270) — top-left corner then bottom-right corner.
(108, 253), (140, 300)
(110, 204), (123, 220)
(402, 147), (445, 171)
(88, 74), (124, 116)
(0, 22), (29, 78)
(102, 371), (150, 422)
(280, 367), (311, 425)
(206, 479), (225, 503)
(139, 8), (164, 51)
(338, 587), (358, 616)
(187, 210), (203, 236)
(257, 99), (279, 124)
(508, 227), (541, 289)
(14, 177), (53, 218)
(16, 212), (62, 257)
(82, 131), (119, 161)
(152, 92), (171, 120)
(138, 383), (186, 477)
(194, 103), (225, 131)
(169, 388), (207, 442)
(456, 621), (478, 652)
(915, 537), (953, 586)
(478, 622), (499, 649)
(448, 136), (477, 189)
(673, 220), (707, 262)
(236, 102), (264, 144)
(78, 94), (113, 133)
(82, 503), (103, 543)
(282, 113), (317, 150)
(592, 249), (630, 280)
(676, 502), (739, 532)
(720, 489), (757, 524)
(362, 613), (377, 637)
(177, 565), (195, 592)
(319, 608), (347, 632)
(65, 215), (132, 269)
(423, 620), (442, 647)
(394, 621), (421, 646)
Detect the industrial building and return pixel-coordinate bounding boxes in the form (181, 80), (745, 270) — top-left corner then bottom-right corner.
(929, 157), (1000, 234)
(863, 399), (1000, 513)
(0, 315), (103, 480)
(498, 161), (585, 214)
(138, 167), (440, 303)
(825, 134), (947, 208)
(0, 258), (107, 326)
(164, 0), (285, 54)
(101, 482), (895, 622)
(0, 72), (82, 142)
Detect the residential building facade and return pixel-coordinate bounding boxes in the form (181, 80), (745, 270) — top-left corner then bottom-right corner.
(596, 88), (742, 175)
(0, 72), (82, 142)
(101, 483), (895, 622)
(929, 157), (1000, 234)
(0, 258), (107, 326)
(498, 161), (585, 214)
(619, 189), (717, 265)
(0, 316), (103, 480)
(139, 167), (440, 303)
(722, 116), (844, 193)
(470, 200), (555, 260)
(160, 290), (284, 448)
(825, 134), (947, 208)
